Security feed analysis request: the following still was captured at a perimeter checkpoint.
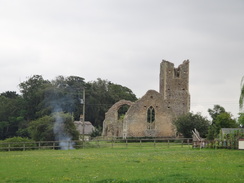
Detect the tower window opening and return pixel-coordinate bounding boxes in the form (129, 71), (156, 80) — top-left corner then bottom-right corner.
(174, 68), (180, 78)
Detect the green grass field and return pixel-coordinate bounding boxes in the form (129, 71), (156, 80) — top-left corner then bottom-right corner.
(0, 146), (243, 183)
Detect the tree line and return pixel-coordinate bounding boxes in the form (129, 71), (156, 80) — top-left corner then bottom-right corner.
(0, 75), (137, 140)
(174, 76), (244, 140)
(174, 104), (243, 140)
(1, 75), (243, 142)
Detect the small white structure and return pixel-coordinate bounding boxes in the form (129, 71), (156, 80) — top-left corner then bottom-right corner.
(74, 121), (95, 141)
(239, 138), (244, 150)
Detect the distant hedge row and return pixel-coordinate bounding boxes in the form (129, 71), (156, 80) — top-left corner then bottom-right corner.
(0, 137), (36, 151)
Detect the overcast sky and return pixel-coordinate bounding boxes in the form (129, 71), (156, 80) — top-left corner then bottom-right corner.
(0, 0), (244, 118)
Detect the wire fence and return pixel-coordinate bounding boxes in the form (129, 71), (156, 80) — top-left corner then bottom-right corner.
(0, 138), (192, 151)
(0, 138), (242, 151)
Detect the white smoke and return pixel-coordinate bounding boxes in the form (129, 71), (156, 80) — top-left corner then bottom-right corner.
(53, 111), (74, 150)
(45, 83), (77, 150)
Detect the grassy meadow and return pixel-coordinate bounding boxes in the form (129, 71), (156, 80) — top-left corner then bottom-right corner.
(0, 145), (243, 183)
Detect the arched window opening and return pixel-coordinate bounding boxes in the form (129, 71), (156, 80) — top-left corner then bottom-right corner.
(147, 106), (155, 129)
(118, 104), (130, 120)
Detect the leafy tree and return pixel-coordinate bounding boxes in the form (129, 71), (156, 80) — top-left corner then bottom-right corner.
(1, 75), (137, 140)
(208, 105), (226, 125)
(19, 75), (51, 121)
(85, 78), (137, 127)
(173, 112), (210, 138)
(90, 126), (102, 138)
(215, 112), (238, 130)
(107, 82), (137, 102)
(19, 75), (85, 121)
(28, 115), (54, 141)
(53, 112), (79, 142)
(238, 113), (244, 127)
(207, 105), (238, 140)
(0, 92), (26, 139)
(43, 76), (86, 120)
(28, 113), (79, 141)
(0, 91), (19, 98)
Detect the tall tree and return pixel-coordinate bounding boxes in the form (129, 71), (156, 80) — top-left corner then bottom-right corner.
(85, 78), (137, 127)
(214, 112), (238, 130)
(208, 105), (226, 125)
(0, 92), (26, 139)
(238, 113), (244, 127)
(28, 113), (79, 141)
(173, 112), (210, 138)
(1, 75), (137, 139)
(19, 75), (51, 121)
(45, 76), (86, 120)
(207, 105), (238, 140)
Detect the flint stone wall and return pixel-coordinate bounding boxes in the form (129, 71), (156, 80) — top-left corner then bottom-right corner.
(102, 60), (190, 138)
(102, 100), (134, 137)
(123, 90), (175, 137)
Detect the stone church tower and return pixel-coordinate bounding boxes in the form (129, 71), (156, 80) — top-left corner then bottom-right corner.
(160, 60), (190, 116)
(102, 60), (190, 138)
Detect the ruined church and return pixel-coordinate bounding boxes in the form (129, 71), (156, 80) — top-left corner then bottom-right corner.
(102, 60), (190, 138)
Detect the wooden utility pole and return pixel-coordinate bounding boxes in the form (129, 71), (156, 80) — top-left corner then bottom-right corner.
(82, 88), (85, 142)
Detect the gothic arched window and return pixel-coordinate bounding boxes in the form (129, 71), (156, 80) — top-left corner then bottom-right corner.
(147, 106), (155, 129)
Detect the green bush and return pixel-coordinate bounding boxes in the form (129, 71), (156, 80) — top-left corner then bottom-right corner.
(0, 137), (36, 151)
(174, 112), (210, 138)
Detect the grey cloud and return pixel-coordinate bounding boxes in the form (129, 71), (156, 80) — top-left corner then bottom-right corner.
(0, 0), (243, 118)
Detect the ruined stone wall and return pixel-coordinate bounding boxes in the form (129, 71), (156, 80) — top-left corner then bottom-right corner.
(102, 100), (134, 137)
(123, 90), (175, 137)
(160, 60), (190, 117)
(102, 60), (190, 138)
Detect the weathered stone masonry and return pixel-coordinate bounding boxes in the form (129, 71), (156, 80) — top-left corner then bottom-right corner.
(102, 60), (190, 138)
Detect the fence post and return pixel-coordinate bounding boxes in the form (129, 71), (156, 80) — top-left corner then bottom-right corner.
(126, 140), (128, 148)
(23, 142), (26, 151)
(140, 140), (142, 147)
(167, 140), (169, 148)
(97, 140), (100, 148)
(8, 143), (10, 152)
(154, 140), (156, 148)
